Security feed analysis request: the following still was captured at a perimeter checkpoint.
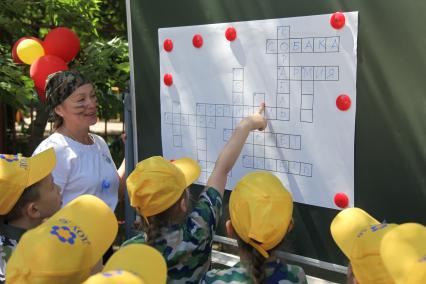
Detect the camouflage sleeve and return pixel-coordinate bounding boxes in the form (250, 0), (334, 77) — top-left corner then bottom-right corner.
(121, 233), (146, 247)
(189, 187), (223, 238)
(201, 265), (249, 283)
(288, 264), (308, 284)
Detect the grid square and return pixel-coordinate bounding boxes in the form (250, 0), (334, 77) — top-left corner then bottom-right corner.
(278, 39), (289, 53)
(254, 145), (265, 157)
(173, 135), (182, 147)
(233, 81), (244, 93)
(196, 103), (206, 115)
(206, 104), (216, 116)
(277, 80), (290, 94)
(265, 159), (277, 171)
(300, 109), (313, 123)
(277, 108), (290, 121)
(172, 124), (181, 135)
(233, 68), (244, 80)
(215, 105), (224, 116)
(254, 157), (265, 169)
(326, 37), (340, 52)
(290, 38), (302, 53)
(206, 116), (216, 128)
(302, 38), (314, 53)
(243, 155), (254, 168)
(277, 160), (289, 173)
(301, 94), (314, 109)
(277, 133), (290, 148)
(302, 81), (314, 94)
(266, 39), (277, 54)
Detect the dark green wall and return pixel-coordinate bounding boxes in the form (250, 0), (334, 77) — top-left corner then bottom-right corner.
(128, 0), (426, 267)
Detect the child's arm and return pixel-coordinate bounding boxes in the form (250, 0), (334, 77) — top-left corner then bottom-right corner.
(206, 103), (267, 197)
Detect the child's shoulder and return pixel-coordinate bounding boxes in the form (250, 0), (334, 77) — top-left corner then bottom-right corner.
(33, 133), (70, 155)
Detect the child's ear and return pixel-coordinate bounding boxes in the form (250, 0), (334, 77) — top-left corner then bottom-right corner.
(54, 105), (64, 117)
(24, 202), (41, 219)
(179, 197), (188, 213)
(225, 220), (235, 238)
(287, 218), (294, 233)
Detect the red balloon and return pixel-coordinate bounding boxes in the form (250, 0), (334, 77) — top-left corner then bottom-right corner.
(43, 27), (80, 62)
(163, 39), (173, 52)
(35, 85), (46, 102)
(225, 27), (237, 41)
(12, 37), (43, 64)
(330, 12), (346, 30)
(163, 73), (173, 86)
(192, 34), (203, 48)
(336, 94), (351, 111)
(30, 55), (68, 101)
(334, 192), (349, 208)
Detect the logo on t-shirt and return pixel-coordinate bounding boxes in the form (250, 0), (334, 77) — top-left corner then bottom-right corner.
(102, 153), (112, 164)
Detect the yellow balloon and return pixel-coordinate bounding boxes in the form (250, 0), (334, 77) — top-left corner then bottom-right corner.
(16, 39), (45, 65)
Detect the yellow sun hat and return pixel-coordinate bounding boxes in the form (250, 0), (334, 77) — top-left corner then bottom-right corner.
(380, 223), (426, 284)
(229, 171), (293, 258)
(84, 244), (167, 284)
(83, 270), (145, 284)
(6, 195), (118, 284)
(126, 156), (200, 217)
(0, 147), (56, 215)
(331, 207), (396, 284)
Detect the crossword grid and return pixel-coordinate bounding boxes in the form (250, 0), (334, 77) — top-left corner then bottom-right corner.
(164, 25), (343, 183)
(267, 26), (339, 123)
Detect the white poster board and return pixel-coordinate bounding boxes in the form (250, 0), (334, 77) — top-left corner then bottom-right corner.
(159, 12), (358, 209)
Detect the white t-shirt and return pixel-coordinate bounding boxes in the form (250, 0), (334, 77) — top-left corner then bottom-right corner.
(33, 133), (119, 210)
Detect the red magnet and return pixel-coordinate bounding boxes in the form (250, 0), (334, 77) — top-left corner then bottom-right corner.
(334, 192), (349, 208)
(225, 27), (237, 41)
(163, 39), (173, 52)
(336, 94), (351, 111)
(330, 12), (346, 29)
(192, 34), (203, 48)
(164, 73), (173, 86)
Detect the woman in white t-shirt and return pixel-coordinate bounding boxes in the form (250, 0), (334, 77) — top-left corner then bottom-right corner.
(33, 70), (125, 211)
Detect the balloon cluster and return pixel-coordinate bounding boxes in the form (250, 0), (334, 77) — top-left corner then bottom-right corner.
(11, 27), (80, 101)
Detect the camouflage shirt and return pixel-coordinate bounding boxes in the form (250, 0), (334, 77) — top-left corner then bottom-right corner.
(201, 259), (308, 284)
(0, 224), (27, 284)
(123, 187), (223, 284)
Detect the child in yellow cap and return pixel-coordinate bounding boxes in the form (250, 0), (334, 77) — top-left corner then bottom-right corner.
(201, 171), (308, 284)
(0, 148), (62, 283)
(5, 194), (118, 284)
(380, 223), (426, 284)
(123, 104), (267, 283)
(83, 244), (167, 284)
(330, 207), (397, 284)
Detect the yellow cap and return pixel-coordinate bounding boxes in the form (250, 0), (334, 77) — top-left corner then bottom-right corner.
(6, 195), (118, 284)
(229, 171), (293, 258)
(330, 208), (395, 284)
(95, 244), (167, 284)
(0, 148), (56, 215)
(381, 223), (426, 284)
(126, 156), (200, 217)
(83, 270), (145, 284)
(330, 207), (380, 258)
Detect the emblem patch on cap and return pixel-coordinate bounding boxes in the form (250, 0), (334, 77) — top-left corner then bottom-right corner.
(50, 225), (77, 245)
(0, 154), (19, 162)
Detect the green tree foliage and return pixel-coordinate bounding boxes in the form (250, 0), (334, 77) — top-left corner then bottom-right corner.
(0, 0), (129, 152)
